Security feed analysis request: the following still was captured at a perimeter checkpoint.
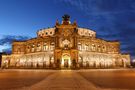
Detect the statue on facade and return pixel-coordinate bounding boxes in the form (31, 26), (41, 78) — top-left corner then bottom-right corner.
(62, 14), (71, 24)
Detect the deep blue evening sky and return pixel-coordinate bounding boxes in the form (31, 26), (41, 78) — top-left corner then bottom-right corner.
(0, 0), (135, 60)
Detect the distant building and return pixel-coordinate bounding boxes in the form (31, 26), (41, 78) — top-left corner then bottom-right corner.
(0, 52), (7, 68)
(0, 53), (2, 67)
(1, 15), (130, 69)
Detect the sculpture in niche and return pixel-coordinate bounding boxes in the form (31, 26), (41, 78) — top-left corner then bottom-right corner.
(62, 39), (70, 49)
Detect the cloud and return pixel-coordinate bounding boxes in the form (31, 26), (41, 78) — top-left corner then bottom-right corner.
(0, 35), (30, 53)
(0, 35), (30, 46)
(57, 0), (135, 59)
(2, 47), (12, 54)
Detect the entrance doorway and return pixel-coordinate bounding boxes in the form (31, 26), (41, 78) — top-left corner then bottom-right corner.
(61, 54), (71, 68)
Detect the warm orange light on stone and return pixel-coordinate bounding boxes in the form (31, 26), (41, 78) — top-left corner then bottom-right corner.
(1, 15), (131, 69)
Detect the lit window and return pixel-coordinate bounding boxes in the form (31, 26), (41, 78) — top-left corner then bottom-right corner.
(85, 44), (89, 51)
(37, 43), (41, 51)
(27, 46), (30, 52)
(78, 43), (82, 50)
(98, 45), (101, 52)
(43, 43), (48, 51)
(90, 34), (92, 37)
(92, 44), (96, 51)
(102, 46), (106, 52)
(32, 44), (35, 52)
(50, 42), (55, 50)
(17, 48), (21, 53)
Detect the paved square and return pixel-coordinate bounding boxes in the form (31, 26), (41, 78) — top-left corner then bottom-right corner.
(0, 69), (135, 90)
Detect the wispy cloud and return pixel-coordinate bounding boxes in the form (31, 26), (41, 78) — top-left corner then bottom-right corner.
(0, 35), (30, 53)
(57, 0), (135, 59)
(0, 35), (30, 46)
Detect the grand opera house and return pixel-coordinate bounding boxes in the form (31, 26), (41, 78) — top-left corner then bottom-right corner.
(1, 15), (130, 69)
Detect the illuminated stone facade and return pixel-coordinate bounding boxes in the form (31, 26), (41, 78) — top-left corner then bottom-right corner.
(2, 15), (130, 69)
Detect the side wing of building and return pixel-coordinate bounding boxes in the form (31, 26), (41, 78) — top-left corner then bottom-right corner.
(77, 28), (130, 68)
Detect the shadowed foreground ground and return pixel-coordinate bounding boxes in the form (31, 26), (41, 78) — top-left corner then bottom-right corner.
(0, 69), (135, 90)
(0, 70), (53, 90)
(79, 69), (135, 90)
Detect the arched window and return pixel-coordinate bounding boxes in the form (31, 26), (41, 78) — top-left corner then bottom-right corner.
(91, 44), (96, 51)
(50, 42), (55, 50)
(85, 44), (89, 51)
(102, 46), (106, 52)
(17, 47), (21, 54)
(31, 44), (35, 52)
(37, 43), (41, 51)
(27, 46), (30, 53)
(78, 42), (82, 50)
(43, 43), (48, 51)
(98, 45), (101, 52)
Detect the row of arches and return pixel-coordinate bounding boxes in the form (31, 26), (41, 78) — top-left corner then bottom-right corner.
(78, 53), (128, 68)
(26, 42), (55, 53)
(78, 42), (118, 53)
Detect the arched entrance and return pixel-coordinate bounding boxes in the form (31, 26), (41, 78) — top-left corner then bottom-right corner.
(61, 54), (71, 68)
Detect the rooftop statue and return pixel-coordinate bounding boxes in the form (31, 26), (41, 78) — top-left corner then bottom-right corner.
(62, 14), (70, 21)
